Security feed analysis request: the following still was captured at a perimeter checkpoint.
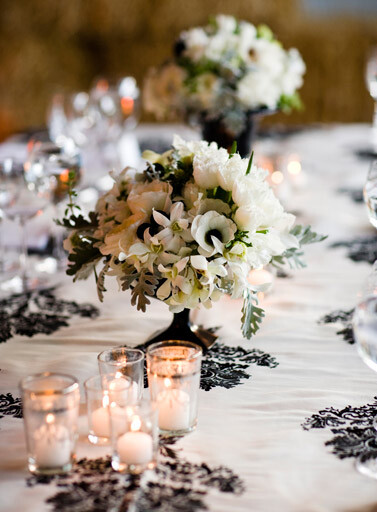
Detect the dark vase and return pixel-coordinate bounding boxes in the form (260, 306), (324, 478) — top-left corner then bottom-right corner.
(200, 108), (275, 158)
(144, 309), (217, 354)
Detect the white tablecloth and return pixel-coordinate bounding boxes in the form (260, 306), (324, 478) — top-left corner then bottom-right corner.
(0, 124), (377, 512)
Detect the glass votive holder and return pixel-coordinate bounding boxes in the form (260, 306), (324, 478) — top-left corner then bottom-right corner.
(84, 373), (132, 445)
(20, 372), (80, 475)
(111, 400), (158, 474)
(146, 341), (202, 436)
(98, 347), (144, 403)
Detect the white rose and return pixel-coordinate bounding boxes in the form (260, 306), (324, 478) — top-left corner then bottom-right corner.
(215, 15), (237, 33)
(236, 69), (281, 109)
(127, 180), (172, 217)
(218, 153), (248, 191)
(193, 144), (229, 189)
(181, 27), (209, 62)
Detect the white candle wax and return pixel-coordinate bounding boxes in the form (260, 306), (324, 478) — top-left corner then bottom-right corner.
(91, 405), (126, 438)
(34, 424), (71, 468)
(91, 406), (111, 438)
(109, 377), (138, 403)
(117, 431), (153, 465)
(157, 388), (190, 431)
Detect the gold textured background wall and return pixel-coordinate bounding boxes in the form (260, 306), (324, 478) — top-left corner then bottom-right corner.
(0, 0), (376, 140)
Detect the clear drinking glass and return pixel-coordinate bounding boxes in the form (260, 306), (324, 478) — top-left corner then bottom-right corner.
(98, 347), (144, 403)
(20, 372), (80, 475)
(111, 400), (158, 474)
(1, 157), (52, 292)
(366, 47), (377, 152)
(353, 296), (377, 478)
(84, 373), (132, 445)
(364, 160), (377, 228)
(146, 341), (202, 436)
(25, 140), (81, 267)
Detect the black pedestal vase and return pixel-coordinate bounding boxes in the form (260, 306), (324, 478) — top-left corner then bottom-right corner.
(145, 309), (217, 354)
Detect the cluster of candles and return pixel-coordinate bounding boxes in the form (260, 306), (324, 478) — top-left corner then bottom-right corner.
(20, 341), (202, 475)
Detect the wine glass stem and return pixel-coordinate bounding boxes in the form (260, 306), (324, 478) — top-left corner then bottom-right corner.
(19, 217), (28, 292)
(373, 101), (377, 151)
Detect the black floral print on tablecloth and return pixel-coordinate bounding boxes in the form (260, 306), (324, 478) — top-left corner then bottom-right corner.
(319, 308), (354, 344)
(0, 287), (99, 343)
(137, 341), (279, 391)
(331, 235), (377, 264)
(337, 187), (364, 204)
(0, 393), (22, 419)
(302, 397), (377, 460)
(27, 438), (245, 512)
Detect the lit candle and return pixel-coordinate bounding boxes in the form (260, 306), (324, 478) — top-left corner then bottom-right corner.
(91, 395), (126, 438)
(109, 373), (138, 403)
(157, 378), (190, 431)
(117, 415), (153, 465)
(34, 413), (71, 468)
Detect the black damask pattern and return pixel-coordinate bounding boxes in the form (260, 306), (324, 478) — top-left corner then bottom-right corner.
(137, 341), (278, 391)
(338, 187), (364, 204)
(331, 235), (377, 264)
(0, 393), (22, 419)
(0, 287), (99, 343)
(27, 438), (245, 512)
(302, 397), (377, 460)
(200, 343), (278, 391)
(319, 308), (354, 344)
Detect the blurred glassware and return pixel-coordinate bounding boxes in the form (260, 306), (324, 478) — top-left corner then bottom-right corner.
(366, 47), (377, 153)
(25, 139), (82, 267)
(0, 157), (52, 292)
(47, 77), (141, 190)
(363, 160), (377, 228)
(353, 295), (377, 478)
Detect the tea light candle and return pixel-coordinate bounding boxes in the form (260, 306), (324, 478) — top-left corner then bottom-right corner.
(117, 415), (153, 465)
(34, 414), (71, 468)
(91, 396), (126, 438)
(157, 378), (190, 431)
(109, 375), (138, 403)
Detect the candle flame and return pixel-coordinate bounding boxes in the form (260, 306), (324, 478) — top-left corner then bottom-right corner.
(131, 415), (141, 432)
(102, 393), (110, 408)
(46, 413), (55, 424)
(164, 378), (172, 388)
(115, 371), (123, 379)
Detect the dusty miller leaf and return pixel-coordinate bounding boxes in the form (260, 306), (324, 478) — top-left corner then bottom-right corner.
(96, 261), (110, 302)
(130, 270), (160, 312)
(241, 290), (265, 339)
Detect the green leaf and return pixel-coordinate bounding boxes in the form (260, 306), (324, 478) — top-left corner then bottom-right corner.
(241, 289), (265, 339)
(270, 225), (327, 269)
(246, 151), (254, 175)
(229, 141), (237, 157)
(278, 92), (303, 113)
(66, 237), (102, 280)
(56, 211), (99, 230)
(96, 261), (110, 302)
(130, 270), (160, 312)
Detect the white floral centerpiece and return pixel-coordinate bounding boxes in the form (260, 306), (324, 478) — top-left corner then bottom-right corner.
(143, 15), (305, 138)
(61, 136), (323, 340)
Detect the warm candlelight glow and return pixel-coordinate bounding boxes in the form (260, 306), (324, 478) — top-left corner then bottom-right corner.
(121, 97), (134, 116)
(46, 413), (55, 425)
(164, 377), (172, 388)
(102, 394), (109, 408)
(287, 159), (302, 175)
(271, 171), (284, 184)
(131, 415), (142, 432)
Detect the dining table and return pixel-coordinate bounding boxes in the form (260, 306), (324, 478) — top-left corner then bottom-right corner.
(1, 122), (377, 512)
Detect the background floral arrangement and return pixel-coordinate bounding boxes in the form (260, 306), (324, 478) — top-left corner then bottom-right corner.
(60, 136), (323, 339)
(143, 15), (306, 135)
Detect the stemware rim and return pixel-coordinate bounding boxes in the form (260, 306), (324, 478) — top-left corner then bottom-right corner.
(19, 372), (79, 396)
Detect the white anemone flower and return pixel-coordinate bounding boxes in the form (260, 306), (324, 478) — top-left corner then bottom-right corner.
(191, 211), (237, 257)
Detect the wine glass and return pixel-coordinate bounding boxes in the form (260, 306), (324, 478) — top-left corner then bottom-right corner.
(25, 139), (82, 267)
(366, 47), (377, 153)
(363, 160), (377, 228)
(0, 157), (52, 292)
(353, 295), (377, 478)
